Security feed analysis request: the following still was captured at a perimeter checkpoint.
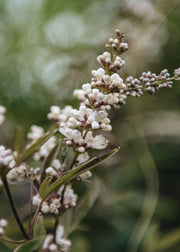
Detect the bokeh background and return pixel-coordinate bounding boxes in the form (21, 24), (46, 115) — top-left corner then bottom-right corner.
(0, 0), (180, 251)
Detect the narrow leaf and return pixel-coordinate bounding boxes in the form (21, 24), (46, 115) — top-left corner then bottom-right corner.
(34, 214), (46, 237)
(39, 177), (51, 198)
(71, 178), (101, 232)
(16, 237), (45, 252)
(18, 126), (57, 163)
(44, 148), (119, 198)
(0, 235), (18, 250)
(14, 126), (24, 158)
(66, 148), (120, 182)
(65, 147), (74, 170)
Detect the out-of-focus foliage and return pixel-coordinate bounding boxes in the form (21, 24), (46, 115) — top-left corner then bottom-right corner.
(0, 0), (180, 251)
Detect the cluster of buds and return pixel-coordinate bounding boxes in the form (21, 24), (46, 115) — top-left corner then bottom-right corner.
(0, 106), (6, 125)
(33, 185), (77, 215)
(47, 29), (179, 155)
(43, 225), (71, 252)
(105, 30), (128, 55)
(140, 69), (172, 94)
(0, 219), (7, 235)
(174, 68), (180, 80)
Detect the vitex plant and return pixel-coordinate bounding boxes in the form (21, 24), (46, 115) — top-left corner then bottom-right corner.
(0, 30), (179, 252)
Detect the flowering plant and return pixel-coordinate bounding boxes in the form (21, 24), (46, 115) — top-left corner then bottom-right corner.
(0, 30), (179, 252)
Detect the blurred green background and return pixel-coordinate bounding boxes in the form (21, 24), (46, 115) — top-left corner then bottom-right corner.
(0, 0), (180, 251)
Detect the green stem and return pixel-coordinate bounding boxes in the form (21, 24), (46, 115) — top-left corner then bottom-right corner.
(2, 176), (28, 240)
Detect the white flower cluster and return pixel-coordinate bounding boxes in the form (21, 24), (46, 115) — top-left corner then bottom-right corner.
(47, 31), (130, 153)
(7, 164), (27, 183)
(0, 106), (6, 125)
(48, 106), (109, 152)
(33, 185), (77, 215)
(0, 219), (7, 235)
(174, 68), (180, 80)
(27, 125), (57, 160)
(0, 146), (28, 182)
(74, 70), (127, 109)
(49, 104), (112, 131)
(43, 225), (71, 252)
(0, 145), (15, 170)
(60, 128), (108, 152)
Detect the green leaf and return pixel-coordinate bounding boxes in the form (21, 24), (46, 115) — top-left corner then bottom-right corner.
(66, 148), (120, 182)
(14, 126), (24, 158)
(16, 237), (45, 252)
(43, 148), (119, 199)
(40, 141), (62, 183)
(34, 214), (46, 238)
(0, 236), (17, 250)
(65, 147), (74, 170)
(71, 178), (101, 232)
(39, 177), (51, 198)
(18, 126), (57, 163)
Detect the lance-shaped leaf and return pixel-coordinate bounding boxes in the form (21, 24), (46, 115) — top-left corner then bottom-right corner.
(42, 148), (119, 199)
(0, 235), (18, 250)
(16, 237), (45, 252)
(70, 178), (102, 233)
(18, 126), (58, 163)
(34, 214), (46, 238)
(39, 177), (51, 198)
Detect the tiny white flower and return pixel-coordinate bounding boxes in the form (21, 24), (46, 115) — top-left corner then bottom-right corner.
(33, 195), (41, 206)
(0, 227), (4, 235)
(56, 225), (64, 241)
(0, 219), (7, 228)
(46, 167), (57, 176)
(41, 204), (50, 214)
(49, 244), (58, 251)
(82, 83), (91, 93)
(78, 147), (85, 153)
(91, 121), (99, 129)
(0, 106), (6, 125)
(43, 235), (54, 249)
(48, 105), (61, 120)
(52, 159), (61, 170)
(80, 171), (92, 180)
(92, 135), (108, 149)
